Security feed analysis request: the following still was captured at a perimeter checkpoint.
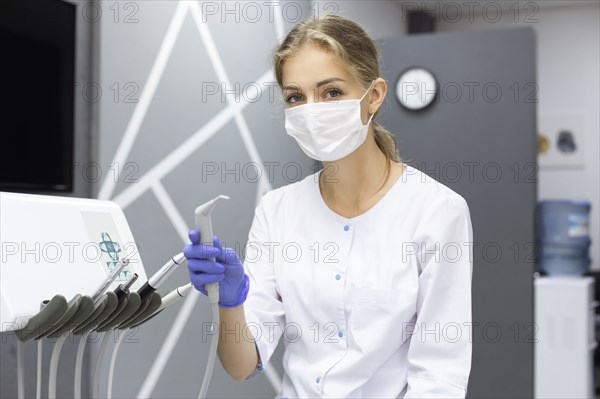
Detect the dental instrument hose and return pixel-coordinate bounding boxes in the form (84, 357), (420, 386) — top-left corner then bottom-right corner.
(74, 332), (91, 399)
(93, 331), (112, 398)
(17, 339), (24, 399)
(37, 340), (42, 399)
(96, 274), (140, 399)
(91, 271), (138, 398)
(195, 195), (229, 399)
(48, 336), (68, 399)
(198, 302), (220, 399)
(107, 330), (126, 399)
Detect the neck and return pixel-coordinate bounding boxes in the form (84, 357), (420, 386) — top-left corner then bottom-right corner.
(319, 130), (390, 207)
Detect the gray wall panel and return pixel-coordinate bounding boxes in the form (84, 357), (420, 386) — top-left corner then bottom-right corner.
(377, 26), (537, 398)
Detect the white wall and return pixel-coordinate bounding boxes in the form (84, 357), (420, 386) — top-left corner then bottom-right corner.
(312, 1), (405, 39)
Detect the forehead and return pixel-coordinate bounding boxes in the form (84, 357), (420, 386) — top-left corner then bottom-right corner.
(281, 44), (354, 90)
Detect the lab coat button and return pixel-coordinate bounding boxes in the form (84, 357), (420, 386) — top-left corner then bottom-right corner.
(335, 274), (341, 280)
(338, 331), (344, 337)
(344, 225), (350, 231)
(316, 376), (321, 383)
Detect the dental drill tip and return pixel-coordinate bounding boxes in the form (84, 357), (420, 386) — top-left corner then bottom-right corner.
(124, 273), (139, 290)
(91, 257), (131, 302)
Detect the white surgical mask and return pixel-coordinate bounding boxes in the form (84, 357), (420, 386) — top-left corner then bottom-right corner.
(284, 80), (375, 162)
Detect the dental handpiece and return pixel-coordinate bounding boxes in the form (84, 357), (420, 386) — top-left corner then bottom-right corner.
(195, 195), (230, 304)
(126, 283), (194, 329)
(158, 283), (193, 311)
(92, 259), (130, 303)
(94, 273), (141, 331)
(114, 273), (139, 300)
(137, 253), (186, 302)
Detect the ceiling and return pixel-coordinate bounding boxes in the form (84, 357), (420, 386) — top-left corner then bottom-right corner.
(394, 0), (600, 11)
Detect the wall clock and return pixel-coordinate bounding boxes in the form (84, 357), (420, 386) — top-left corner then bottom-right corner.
(395, 67), (437, 110)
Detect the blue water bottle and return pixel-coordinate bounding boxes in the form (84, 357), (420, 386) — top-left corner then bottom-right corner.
(536, 199), (592, 276)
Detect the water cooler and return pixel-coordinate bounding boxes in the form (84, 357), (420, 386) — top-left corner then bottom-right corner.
(534, 200), (595, 398)
(534, 276), (597, 398)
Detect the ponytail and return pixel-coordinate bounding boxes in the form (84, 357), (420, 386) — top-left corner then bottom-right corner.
(373, 121), (400, 163)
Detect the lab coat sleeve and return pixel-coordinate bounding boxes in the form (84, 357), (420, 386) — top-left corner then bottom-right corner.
(242, 194), (286, 380)
(404, 192), (473, 398)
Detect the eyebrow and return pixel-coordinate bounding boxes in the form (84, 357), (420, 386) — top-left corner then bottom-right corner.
(282, 77), (346, 91)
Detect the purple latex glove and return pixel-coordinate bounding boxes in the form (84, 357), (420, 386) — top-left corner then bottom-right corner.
(183, 230), (249, 308)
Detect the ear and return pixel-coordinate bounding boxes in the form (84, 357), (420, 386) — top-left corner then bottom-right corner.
(368, 77), (387, 114)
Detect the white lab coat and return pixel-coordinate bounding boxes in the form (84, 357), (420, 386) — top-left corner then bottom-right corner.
(242, 163), (473, 398)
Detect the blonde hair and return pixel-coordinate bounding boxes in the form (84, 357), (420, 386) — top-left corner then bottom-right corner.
(272, 14), (401, 164)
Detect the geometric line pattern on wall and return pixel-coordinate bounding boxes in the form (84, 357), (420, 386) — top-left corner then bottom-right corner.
(97, 1), (286, 396)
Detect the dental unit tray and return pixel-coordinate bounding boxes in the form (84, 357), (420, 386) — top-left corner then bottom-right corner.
(2, 191), (229, 399)
(0, 191), (149, 333)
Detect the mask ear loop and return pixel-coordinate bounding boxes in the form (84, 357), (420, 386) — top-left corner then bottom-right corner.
(364, 102), (375, 127)
(361, 80), (377, 126)
(359, 80), (376, 102)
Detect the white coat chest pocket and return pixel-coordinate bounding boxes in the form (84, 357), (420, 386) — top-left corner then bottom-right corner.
(350, 287), (416, 354)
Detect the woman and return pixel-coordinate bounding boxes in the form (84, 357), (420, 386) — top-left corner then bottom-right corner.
(184, 14), (473, 399)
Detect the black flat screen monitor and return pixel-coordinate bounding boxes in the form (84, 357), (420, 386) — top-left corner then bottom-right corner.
(0, 0), (76, 192)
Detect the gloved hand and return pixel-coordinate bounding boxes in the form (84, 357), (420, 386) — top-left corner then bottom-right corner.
(183, 230), (249, 308)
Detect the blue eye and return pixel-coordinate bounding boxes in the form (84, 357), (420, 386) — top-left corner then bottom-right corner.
(286, 94), (301, 103)
(325, 89), (343, 99)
